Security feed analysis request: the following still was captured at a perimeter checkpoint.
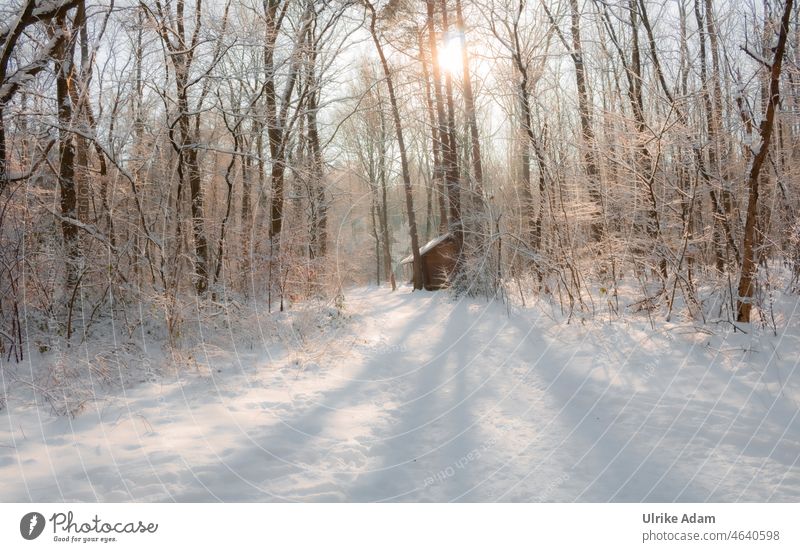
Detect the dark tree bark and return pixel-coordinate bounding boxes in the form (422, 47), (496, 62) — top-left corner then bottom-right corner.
(264, 0), (298, 242)
(455, 0), (483, 198)
(54, 14), (79, 289)
(736, 0), (793, 322)
(0, 0), (81, 194)
(438, 0), (463, 256)
(71, 1), (91, 224)
(426, 0), (451, 234)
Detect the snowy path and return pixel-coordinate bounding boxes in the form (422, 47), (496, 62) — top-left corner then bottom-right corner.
(2, 288), (799, 502)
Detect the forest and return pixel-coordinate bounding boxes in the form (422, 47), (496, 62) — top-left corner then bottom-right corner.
(0, 0), (799, 503)
(1, 0), (798, 352)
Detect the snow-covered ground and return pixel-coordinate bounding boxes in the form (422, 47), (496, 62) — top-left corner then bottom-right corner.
(1, 286), (799, 502)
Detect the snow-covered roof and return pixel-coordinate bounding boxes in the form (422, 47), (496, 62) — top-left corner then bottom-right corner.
(400, 233), (453, 264)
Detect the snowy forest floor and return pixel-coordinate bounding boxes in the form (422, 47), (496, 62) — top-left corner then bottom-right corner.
(1, 285), (799, 502)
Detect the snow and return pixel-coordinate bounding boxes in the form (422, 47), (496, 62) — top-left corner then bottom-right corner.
(1, 287), (799, 502)
(0, 28), (66, 102)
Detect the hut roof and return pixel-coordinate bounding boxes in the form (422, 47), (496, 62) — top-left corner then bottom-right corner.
(399, 233), (453, 264)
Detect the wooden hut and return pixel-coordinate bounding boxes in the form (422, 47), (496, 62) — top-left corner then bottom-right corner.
(399, 233), (458, 290)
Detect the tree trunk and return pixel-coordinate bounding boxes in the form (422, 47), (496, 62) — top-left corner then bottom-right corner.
(438, 0), (464, 257)
(568, 0), (604, 242)
(419, 28), (448, 234)
(455, 0), (483, 199)
(693, 0), (737, 272)
(365, 1), (424, 290)
(176, 66), (209, 294)
(72, 0), (91, 224)
(306, 35), (327, 260)
(736, 0), (793, 322)
(704, 0), (737, 256)
(517, 72), (540, 252)
(627, 0), (666, 279)
(377, 104), (396, 291)
(426, 0), (452, 235)
(54, 15), (79, 290)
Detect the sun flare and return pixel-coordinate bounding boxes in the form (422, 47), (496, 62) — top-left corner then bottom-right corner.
(438, 33), (463, 74)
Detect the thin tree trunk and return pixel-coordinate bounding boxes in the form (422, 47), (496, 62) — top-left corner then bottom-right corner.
(627, 0), (666, 279)
(375, 99), (396, 291)
(379, 168), (396, 291)
(365, 0), (424, 290)
(306, 27), (327, 260)
(517, 71), (539, 252)
(704, 0), (737, 252)
(426, 0), (451, 234)
(693, 0), (735, 271)
(567, 0), (604, 241)
(418, 29), (448, 234)
(455, 0), (483, 199)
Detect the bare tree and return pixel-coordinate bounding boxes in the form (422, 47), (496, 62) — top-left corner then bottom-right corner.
(363, 0), (424, 290)
(736, 0), (794, 322)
